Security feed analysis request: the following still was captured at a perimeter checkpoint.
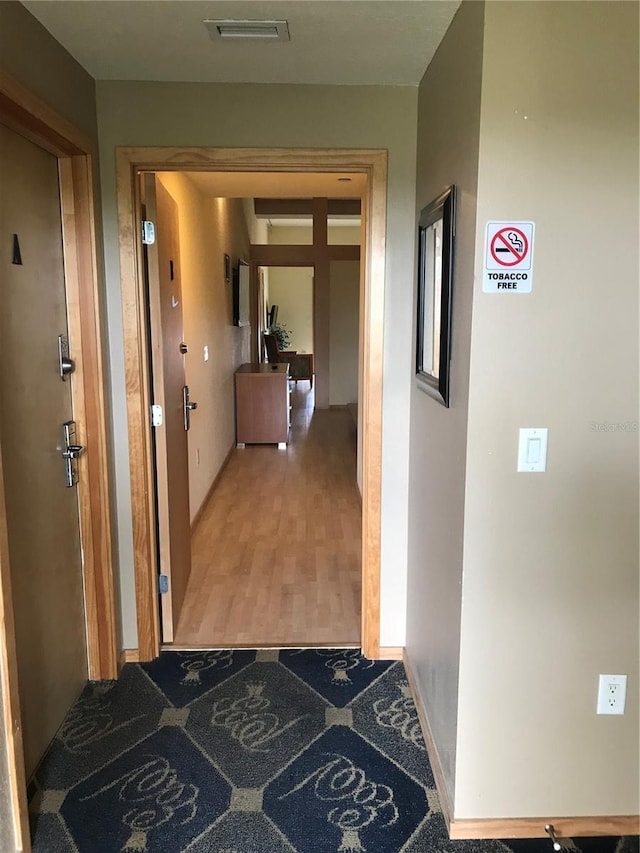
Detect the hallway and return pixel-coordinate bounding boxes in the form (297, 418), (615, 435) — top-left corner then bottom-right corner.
(173, 384), (362, 647)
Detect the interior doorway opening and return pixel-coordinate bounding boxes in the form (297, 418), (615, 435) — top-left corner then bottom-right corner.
(141, 171), (363, 648)
(116, 147), (387, 661)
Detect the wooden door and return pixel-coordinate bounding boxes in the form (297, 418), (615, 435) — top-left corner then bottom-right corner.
(0, 123), (87, 777)
(144, 175), (191, 642)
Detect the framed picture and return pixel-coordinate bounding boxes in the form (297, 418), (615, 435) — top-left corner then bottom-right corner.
(416, 185), (455, 406)
(224, 253), (231, 283)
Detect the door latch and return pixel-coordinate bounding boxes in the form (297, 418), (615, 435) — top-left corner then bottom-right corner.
(183, 385), (198, 431)
(58, 334), (75, 380)
(62, 421), (85, 487)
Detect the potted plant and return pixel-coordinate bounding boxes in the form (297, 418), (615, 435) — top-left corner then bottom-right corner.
(270, 322), (292, 351)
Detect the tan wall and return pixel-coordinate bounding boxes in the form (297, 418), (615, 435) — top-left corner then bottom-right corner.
(405, 0), (484, 805)
(96, 81), (418, 648)
(266, 225), (315, 354)
(267, 267), (314, 354)
(0, 1), (97, 138)
(455, 0), (639, 818)
(157, 175), (250, 523)
(329, 261), (360, 406)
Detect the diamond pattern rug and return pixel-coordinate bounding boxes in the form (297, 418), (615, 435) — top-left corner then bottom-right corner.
(29, 650), (638, 852)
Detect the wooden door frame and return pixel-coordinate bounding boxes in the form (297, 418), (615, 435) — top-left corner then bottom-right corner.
(116, 146), (387, 662)
(0, 72), (118, 852)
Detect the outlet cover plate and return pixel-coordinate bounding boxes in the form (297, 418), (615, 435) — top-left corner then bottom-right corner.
(597, 674), (627, 715)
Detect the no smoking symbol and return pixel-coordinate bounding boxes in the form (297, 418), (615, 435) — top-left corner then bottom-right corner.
(490, 227), (529, 267)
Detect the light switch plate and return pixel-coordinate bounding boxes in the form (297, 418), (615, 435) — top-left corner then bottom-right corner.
(518, 428), (548, 472)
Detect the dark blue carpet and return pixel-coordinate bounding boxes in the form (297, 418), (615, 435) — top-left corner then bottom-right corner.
(29, 649), (638, 852)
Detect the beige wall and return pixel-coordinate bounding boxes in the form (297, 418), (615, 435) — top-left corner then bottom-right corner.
(455, 0), (639, 818)
(330, 261), (360, 406)
(267, 267), (314, 354)
(96, 81), (418, 648)
(0, 1), (97, 139)
(406, 0), (484, 805)
(266, 225), (314, 354)
(157, 175), (251, 523)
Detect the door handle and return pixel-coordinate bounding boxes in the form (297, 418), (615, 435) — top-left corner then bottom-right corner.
(62, 421), (84, 487)
(183, 386), (198, 431)
(62, 445), (84, 460)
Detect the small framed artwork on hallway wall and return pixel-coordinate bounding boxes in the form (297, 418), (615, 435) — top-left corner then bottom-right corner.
(415, 184), (455, 407)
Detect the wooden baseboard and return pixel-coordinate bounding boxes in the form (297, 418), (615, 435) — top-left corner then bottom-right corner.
(120, 649), (140, 665)
(449, 815), (640, 840)
(403, 651), (639, 840)
(403, 649), (454, 828)
(379, 646), (403, 660)
(190, 444), (235, 533)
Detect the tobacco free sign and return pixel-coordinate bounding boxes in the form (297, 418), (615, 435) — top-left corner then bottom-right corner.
(483, 221), (535, 293)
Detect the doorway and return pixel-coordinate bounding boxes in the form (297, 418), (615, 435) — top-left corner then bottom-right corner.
(142, 177), (362, 646)
(116, 147), (387, 661)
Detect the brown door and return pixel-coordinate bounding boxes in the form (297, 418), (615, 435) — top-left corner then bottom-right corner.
(0, 124), (86, 777)
(144, 174), (192, 642)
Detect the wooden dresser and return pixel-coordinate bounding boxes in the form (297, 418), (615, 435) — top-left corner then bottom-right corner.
(235, 363), (290, 447)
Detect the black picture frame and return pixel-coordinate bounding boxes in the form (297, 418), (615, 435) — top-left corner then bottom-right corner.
(224, 253), (231, 283)
(416, 185), (455, 407)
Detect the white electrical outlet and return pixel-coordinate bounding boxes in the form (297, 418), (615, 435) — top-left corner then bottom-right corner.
(597, 674), (627, 715)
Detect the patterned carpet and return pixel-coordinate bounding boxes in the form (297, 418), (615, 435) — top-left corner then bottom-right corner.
(29, 649), (638, 852)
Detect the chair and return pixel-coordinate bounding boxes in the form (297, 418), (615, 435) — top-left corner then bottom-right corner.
(263, 333), (283, 364)
(263, 333), (314, 387)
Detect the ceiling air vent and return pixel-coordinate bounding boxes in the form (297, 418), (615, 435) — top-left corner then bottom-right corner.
(204, 19), (290, 41)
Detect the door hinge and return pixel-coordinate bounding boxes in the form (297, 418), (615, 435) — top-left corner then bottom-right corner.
(142, 220), (156, 245)
(158, 574), (169, 594)
(151, 404), (163, 427)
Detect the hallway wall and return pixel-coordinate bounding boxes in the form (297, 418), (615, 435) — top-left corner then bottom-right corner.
(0, 1), (97, 139)
(456, 0), (639, 819)
(96, 81), (418, 650)
(408, 0), (639, 823)
(156, 174), (251, 523)
(406, 0), (484, 806)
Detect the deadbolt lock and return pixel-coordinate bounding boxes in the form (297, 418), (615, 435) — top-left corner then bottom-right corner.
(58, 334), (76, 380)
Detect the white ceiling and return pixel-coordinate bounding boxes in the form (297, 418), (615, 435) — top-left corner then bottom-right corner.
(21, 1), (461, 86)
(180, 170), (367, 197)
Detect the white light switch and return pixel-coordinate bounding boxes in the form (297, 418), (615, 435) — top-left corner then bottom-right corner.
(526, 438), (541, 464)
(518, 428), (548, 472)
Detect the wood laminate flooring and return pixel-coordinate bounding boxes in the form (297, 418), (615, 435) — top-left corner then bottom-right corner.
(173, 384), (362, 647)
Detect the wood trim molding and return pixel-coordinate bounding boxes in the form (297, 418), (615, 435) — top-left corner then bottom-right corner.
(0, 70), (92, 156)
(59, 157), (118, 680)
(254, 198), (361, 217)
(249, 243), (360, 266)
(404, 651), (639, 841)
(0, 456), (30, 853)
(115, 146), (387, 662)
(449, 815), (640, 841)
(120, 649), (141, 665)
(379, 646), (404, 660)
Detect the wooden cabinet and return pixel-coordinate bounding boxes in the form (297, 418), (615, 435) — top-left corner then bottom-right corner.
(235, 363), (290, 446)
